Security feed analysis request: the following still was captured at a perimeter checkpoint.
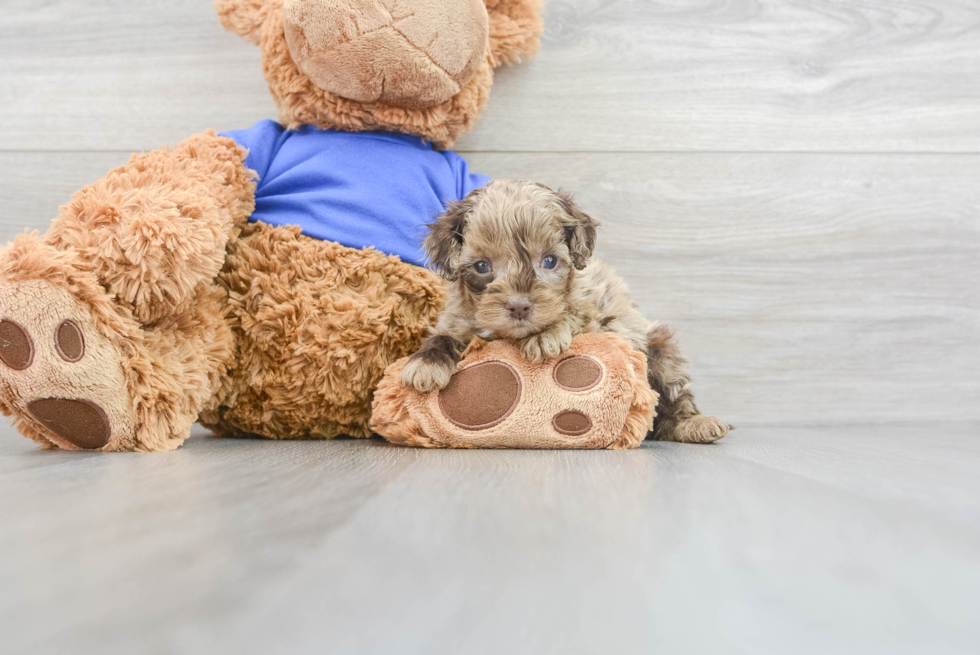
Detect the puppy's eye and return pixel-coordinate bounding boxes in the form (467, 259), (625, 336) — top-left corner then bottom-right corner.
(473, 261), (491, 274)
(542, 255), (558, 270)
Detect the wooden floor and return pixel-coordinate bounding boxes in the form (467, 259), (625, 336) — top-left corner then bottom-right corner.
(1, 0), (979, 652)
(1, 422), (978, 654)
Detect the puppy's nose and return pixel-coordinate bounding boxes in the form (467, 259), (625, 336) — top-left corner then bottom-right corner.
(506, 299), (533, 320)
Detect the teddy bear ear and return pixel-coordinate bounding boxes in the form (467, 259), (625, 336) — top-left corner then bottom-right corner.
(215, 0), (273, 45)
(484, 0), (544, 66)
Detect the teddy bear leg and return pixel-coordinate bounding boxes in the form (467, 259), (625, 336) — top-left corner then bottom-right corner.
(373, 333), (656, 449)
(0, 132), (250, 451)
(0, 250), (138, 451)
(0, 259), (235, 452)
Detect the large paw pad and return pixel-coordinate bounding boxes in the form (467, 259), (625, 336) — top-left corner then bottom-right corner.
(439, 361), (521, 430)
(27, 398), (110, 450)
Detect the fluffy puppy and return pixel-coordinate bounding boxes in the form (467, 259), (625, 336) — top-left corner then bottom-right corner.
(401, 179), (729, 443)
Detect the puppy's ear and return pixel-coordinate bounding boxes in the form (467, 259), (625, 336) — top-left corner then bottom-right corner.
(424, 199), (470, 281)
(556, 189), (599, 270)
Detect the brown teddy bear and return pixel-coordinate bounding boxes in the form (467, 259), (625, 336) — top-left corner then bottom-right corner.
(0, 0), (544, 451)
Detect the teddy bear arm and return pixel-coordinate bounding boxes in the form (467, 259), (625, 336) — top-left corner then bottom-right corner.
(42, 131), (255, 325)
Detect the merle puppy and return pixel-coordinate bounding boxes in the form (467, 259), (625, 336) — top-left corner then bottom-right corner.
(401, 179), (728, 443)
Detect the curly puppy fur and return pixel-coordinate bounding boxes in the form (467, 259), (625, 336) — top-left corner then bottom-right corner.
(402, 179), (729, 444)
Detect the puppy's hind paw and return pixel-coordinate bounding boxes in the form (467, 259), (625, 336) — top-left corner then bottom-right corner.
(671, 415), (730, 443)
(400, 356), (455, 392)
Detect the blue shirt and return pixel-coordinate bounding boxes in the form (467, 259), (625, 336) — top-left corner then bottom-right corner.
(221, 120), (489, 266)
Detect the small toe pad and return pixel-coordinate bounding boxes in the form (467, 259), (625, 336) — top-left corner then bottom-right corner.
(55, 320), (85, 362)
(553, 355), (602, 391)
(552, 409), (593, 436)
(0, 320), (34, 370)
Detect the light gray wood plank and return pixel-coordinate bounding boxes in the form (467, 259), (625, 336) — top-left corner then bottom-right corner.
(0, 1), (277, 152)
(0, 423), (978, 654)
(0, 151), (132, 228)
(461, 0), (980, 152)
(2, 151), (976, 425)
(2, 0), (979, 153)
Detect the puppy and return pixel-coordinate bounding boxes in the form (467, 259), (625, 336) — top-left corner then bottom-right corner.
(401, 179), (729, 443)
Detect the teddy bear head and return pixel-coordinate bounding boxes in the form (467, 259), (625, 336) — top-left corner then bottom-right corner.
(216, 0), (542, 148)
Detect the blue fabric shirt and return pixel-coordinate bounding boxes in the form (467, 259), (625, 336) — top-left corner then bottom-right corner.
(221, 120), (489, 266)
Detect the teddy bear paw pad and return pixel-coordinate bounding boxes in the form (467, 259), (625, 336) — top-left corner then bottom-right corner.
(26, 398), (110, 450)
(553, 355), (603, 391)
(0, 279), (136, 451)
(438, 361), (521, 430)
(0, 320), (35, 370)
(552, 409), (592, 436)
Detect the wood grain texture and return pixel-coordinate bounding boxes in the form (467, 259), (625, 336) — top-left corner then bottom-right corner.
(1, 0), (979, 152)
(2, 151), (976, 426)
(0, 423), (977, 654)
(468, 152), (980, 426)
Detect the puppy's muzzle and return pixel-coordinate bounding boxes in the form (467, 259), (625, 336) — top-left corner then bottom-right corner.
(506, 298), (533, 321)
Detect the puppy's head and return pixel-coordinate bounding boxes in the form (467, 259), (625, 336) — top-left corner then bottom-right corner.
(425, 179), (598, 339)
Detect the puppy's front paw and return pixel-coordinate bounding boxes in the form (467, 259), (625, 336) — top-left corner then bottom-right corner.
(401, 356), (455, 392)
(520, 325), (573, 363)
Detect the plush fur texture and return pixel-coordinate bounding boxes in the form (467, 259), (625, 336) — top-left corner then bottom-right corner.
(44, 131), (255, 325)
(403, 179), (730, 444)
(283, 0), (490, 109)
(0, 133), (444, 451)
(0, 133), (251, 451)
(219, 0), (542, 148)
(486, 0), (543, 66)
(0, 0), (541, 451)
(372, 332), (656, 449)
(205, 220), (445, 439)
(216, 0), (275, 44)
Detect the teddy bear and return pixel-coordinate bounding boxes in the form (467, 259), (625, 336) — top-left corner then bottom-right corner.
(0, 0), (546, 452)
